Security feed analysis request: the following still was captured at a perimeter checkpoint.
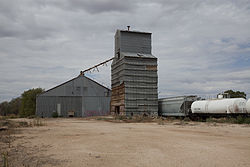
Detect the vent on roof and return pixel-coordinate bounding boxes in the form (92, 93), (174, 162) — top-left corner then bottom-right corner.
(127, 26), (130, 31)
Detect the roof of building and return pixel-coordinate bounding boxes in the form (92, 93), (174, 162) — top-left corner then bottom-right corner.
(38, 75), (110, 96)
(121, 52), (156, 59)
(119, 30), (152, 34)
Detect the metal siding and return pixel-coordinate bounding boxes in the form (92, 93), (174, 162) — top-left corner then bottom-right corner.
(82, 96), (110, 117)
(120, 31), (151, 54)
(39, 76), (109, 97)
(123, 57), (158, 115)
(36, 75), (111, 117)
(83, 77), (110, 97)
(111, 30), (158, 116)
(36, 96), (82, 117)
(40, 77), (82, 96)
(159, 99), (184, 116)
(158, 96), (197, 116)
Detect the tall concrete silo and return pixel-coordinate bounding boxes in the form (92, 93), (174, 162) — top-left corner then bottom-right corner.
(111, 29), (158, 116)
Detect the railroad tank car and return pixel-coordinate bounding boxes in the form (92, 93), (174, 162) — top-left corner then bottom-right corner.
(246, 99), (250, 113)
(191, 98), (247, 114)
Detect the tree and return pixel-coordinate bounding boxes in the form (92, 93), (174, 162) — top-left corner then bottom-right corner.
(20, 88), (44, 117)
(224, 90), (246, 99)
(0, 98), (21, 116)
(0, 101), (9, 116)
(8, 97), (21, 115)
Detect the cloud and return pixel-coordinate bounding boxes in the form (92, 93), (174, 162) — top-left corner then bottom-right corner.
(30, 0), (135, 14)
(66, 0), (134, 14)
(0, 0), (250, 102)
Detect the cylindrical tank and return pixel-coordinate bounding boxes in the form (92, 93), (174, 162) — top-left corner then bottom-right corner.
(191, 98), (247, 114)
(246, 99), (250, 113)
(217, 94), (223, 99)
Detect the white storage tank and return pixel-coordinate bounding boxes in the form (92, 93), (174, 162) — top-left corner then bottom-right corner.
(246, 99), (250, 113)
(191, 98), (247, 114)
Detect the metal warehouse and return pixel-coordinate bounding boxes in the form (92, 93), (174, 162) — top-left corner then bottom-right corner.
(158, 96), (197, 116)
(36, 75), (111, 117)
(111, 29), (158, 116)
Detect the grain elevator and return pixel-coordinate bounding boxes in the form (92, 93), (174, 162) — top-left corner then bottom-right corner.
(111, 29), (158, 116)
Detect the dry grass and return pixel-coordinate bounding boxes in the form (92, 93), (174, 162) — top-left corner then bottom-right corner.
(0, 118), (47, 167)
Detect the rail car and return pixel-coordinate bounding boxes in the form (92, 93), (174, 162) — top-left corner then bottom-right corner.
(158, 96), (198, 117)
(159, 96), (250, 118)
(246, 99), (250, 113)
(190, 98), (249, 119)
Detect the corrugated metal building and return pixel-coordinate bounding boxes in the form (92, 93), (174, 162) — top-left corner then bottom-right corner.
(158, 96), (197, 116)
(36, 75), (111, 117)
(111, 29), (158, 116)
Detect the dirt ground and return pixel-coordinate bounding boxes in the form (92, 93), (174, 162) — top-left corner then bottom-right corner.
(1, 117), (250, 167)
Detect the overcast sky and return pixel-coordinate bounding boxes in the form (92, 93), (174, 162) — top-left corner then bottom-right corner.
(0, 0), (250, 102)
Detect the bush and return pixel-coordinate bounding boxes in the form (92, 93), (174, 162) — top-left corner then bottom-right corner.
(27, 115), (37, 119)
(205, 116), (250, 124)
(115, 115), (126, 120)
(233, 116), (250, 124)
(234, 116), (244, 124)
(19, 121), (29, 127)
(52, 112), (58, 118)
(183, 117), (191, 122)
(33, 118), (45, 126)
